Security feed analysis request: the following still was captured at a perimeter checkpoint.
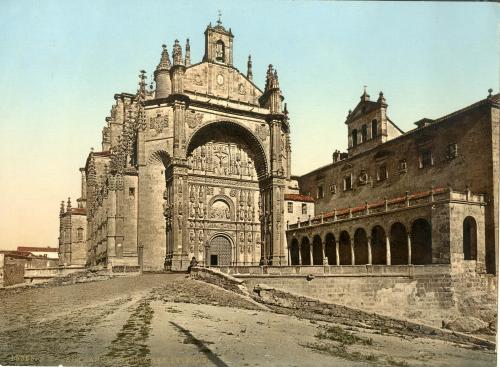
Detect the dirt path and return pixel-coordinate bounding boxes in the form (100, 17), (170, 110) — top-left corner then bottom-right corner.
(0, 274), (495, 366)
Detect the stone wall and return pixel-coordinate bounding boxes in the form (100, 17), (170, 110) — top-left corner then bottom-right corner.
(236, 265), (456, 326)
(0, 254), (26, 287)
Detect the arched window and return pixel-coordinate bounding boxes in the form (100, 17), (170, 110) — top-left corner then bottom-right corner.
(390, 222), (408, 265)
(463, 216), (477, 260)
(301, 237), (311, 265)
(361, 124), (368, 143)
(352, 129), (358, 147)
(339, 231), (352, 265)
(325, 233), (336, 265)
(371, 119), (378, 138)
(411, 219), (432, 264)
(290, 239), (300, 265)
(312, 235), (323, 265)
(354, 228), (368, 265)
(215, 40), (225, 63)
(371, 225), (386, 264)
(77, 228), (84, 242)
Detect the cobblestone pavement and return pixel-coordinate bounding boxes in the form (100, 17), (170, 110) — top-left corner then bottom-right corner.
(0, 274), (496, 367)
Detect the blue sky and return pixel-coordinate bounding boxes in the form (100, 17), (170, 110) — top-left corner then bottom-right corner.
(0, 1), (498, 248)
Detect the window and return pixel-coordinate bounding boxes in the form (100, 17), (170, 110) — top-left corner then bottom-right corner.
(129, 187), (135, 198)
(317, 185), (324, 199)
(329, 183), (337, 194)
(215, 40), (225, 63)
(287, 202), (293, 213)
(352, 129), (358, 147)
(361, 124), (367, 143)
(419, 150), (433, 168)
(371, 119), (378, 138)
(377, 164), (388, 181)
(343, 175), (352, 191)
(77, 228), (84, 242)
(398, 159), (407, 173)
(301, 203), (307, 215)
(447, 143), (458, 159)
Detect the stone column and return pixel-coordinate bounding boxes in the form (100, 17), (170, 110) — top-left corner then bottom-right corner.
(367, 236), (372, 265)
(309, 241), (313, 265)
(335, 241), (340, 265)
(407, 232), (412, 265)
(350, 238), (355, 265)
(386, 236), (391, 265)
(322, 239), (328, 265)
(298, 243), (302, 265)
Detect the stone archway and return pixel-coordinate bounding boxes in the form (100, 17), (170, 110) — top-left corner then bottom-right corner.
(208, 235), (233, 266)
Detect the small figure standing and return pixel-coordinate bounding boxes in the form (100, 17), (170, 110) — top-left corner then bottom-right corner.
(187, 256), (198, 274)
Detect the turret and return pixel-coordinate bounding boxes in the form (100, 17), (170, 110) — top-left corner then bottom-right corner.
(247, 55), (253, 81)
(66, 197), (72, 212)
(154, 44), (172, 99)
(260, 64), (283, 114)
(170, 39), (186, 94)
(60, 200), (65, 217)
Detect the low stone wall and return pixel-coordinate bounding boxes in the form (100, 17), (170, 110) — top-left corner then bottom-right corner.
(217, 265), (455, 326)
(252, 283), (494, 349)
(24, 266), (86, 282)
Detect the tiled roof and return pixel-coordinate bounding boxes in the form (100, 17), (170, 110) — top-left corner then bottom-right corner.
(284, 194), (315, 203)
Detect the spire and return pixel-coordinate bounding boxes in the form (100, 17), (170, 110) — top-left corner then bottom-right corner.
(247, 55), (253, 81)
(60, 200), (65, 216)
(265, 64), (279, 92)
(361, 86), (370, 101)
(185, 39), (191, 67)
(66, 197), (72, 212)
(156, 44), (171, 71)
(172, 39), (183, 65)
(138, 70), (146, 99)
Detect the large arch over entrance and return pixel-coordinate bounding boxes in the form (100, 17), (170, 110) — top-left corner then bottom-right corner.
(186, 120), (269, 180)
(411, 218), (432, 264)
(207, 234), (233, 266)
(390, 222), (408, 265)
(371, 225), (386, 265)
(463, 216), (477, 261)
(312, 235), (323, 265)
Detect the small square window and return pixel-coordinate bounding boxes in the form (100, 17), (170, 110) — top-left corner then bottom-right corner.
(129, 187), (135, 198)
(419, 150), (433, 168)
(301, 203), (307, 215)
(329, 184), (337, 194)
(447, 143), (458, 159)
(287, 202), (293, 213)
(398, 159), (407, 173)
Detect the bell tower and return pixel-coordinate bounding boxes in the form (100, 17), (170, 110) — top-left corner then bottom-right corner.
(203, 13), (234, 65)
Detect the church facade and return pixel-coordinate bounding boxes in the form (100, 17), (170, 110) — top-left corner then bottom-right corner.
(58, 20), (305, 271)
(58, 20), (499, 277)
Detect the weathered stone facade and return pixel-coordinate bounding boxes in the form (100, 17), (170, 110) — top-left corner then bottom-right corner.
(295, 91), (499, 274)
(59, 20), (304, 271)
(58, 198), (86, 266)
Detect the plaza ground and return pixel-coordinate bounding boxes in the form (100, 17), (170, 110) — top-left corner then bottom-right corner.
(0, 274), (496, 366)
